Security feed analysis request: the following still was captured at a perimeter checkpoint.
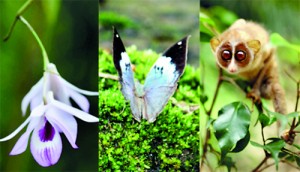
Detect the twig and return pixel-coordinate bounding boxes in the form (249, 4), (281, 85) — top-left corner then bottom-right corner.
(170, 97), (199, 113)
(3, 0), (33, 41)
(284, 70), (298, 83)
(285, 71), (300, 134)
(207, 67), (223, 115)
(99, 72), (119, 81)
(256, 159), (300, 172)
(221, 76), (245, 93)
(201, 67), (223, 168)
(200, 129), (210, 168)
(252, 155), (270, 172)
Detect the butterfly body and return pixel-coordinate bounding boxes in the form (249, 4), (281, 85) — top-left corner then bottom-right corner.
(113, 28), (189, 122)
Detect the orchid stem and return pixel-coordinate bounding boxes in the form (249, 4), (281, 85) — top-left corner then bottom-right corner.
(19, 16), (49, 70)
(3, 0), (34, 41)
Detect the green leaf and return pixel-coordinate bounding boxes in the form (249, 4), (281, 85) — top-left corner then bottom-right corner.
(265, 139), (285, 170)
(250, 141), (264, 148)
(220, 156), (236, 172)
(231, 131), (250, 153)
(206, 117), (215, 129)
(199, 12), (217, 27)
(199, 12), (217, 41)
(270, 33), (300, 53)
(209, 6), (238, 26)
(296, 156), (300, 167)
(292, 144), (300, 150)
(200, 94), (208, 104)
(258, 113), (269, 128)
(251, 139), (285, 170)
(258, 113), (276, 128)
(213, 102), (251, 158)
(264, 105), (299, 132)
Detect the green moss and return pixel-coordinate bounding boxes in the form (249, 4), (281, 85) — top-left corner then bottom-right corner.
(99, 46), (199, 171)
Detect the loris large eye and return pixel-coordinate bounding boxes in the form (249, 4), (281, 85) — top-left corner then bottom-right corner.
(221, 50), (231, 61)
(235, 51), (246, 61)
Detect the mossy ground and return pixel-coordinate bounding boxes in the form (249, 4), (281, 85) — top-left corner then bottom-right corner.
(99, 46), (200, 171)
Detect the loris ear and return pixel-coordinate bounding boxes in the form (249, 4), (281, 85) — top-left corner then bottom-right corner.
(210, 37), (220, 52)
(247, 40), (261, 54)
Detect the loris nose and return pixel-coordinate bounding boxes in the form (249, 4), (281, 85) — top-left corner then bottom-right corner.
(229, 67), (237, 73)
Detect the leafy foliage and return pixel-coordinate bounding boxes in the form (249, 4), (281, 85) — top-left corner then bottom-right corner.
(99, 46), (200, 171)
(213, 102), (251, 158)
(251, 139), (286, 170)
(200, 6), (300, 172)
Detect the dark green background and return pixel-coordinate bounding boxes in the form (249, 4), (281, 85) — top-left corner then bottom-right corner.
(0, 0), (98, 171)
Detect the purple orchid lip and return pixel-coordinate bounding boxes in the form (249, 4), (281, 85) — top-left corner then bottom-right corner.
(0, 63), (99, 167)
(39, 119), (55, 142)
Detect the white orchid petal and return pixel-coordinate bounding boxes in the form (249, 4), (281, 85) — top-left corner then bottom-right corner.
(21, 78), (43, 116)
(61, 78), (98, 96)
(30, 119), (62, 167)
(68, 88), (90, 112)
(44, 71), (71, 105)
(30, 104), (47, 118)
(30, 96), (43, 112)
(47, 93), (98, 122)
(46, 108), (78, 149)
(10, 116), (42, 155)
(10, 132), (31, 155)
(0, 116), (31, 142)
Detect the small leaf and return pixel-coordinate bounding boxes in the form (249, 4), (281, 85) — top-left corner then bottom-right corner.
(199, 12), (217, 27)
(210, 6), (238, 26)
(258, 113), (270, 128)
(250, 141), (264, 148)
(200, 94), (208, 104)
(251, 139), (285, 170)
(270, 33), (300, 53)
(292, 144), (300, 150)
(295, 156), (300, 167)
(264, 139), (285, 170)
(206, 117), (215, 129)
(213, 102), (251, 158)
(220, 156), (236, 172)
(264, 106), (299, 132)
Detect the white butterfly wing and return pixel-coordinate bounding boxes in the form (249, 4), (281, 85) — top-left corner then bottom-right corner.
(143, 36), (190, 122)
(113, 28), (143, 121)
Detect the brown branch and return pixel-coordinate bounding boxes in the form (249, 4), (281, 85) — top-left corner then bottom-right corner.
(286, 71), (300, 136)
(252, 155), (270, 172)
(170, 97), (199, 113)
(255, 159), (300, 172)
(207, 67), (223, 115)
(201, 67), (224, 168)
(98, 72), (119, 81)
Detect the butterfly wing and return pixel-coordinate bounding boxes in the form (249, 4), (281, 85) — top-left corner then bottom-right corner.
(143, 36), (190, 122)
(113, 28), (143, 121)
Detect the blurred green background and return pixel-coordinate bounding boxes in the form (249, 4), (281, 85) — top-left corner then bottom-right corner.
(0, 0), (98, 171)
(200, 0), (300, 171)
(99, 0), (199, 67)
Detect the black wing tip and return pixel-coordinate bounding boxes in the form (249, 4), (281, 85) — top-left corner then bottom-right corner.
(113, 27), (121, 41)
(113, 27), (126, 76)
(180, 35), (191, 43)
(162, 34), (191, 74)
(112, 27), (126, 53)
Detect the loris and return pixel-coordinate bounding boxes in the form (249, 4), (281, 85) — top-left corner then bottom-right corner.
(210, 19), (287, 114)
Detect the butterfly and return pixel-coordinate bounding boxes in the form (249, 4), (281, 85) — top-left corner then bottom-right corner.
(113, 28), (190, 122)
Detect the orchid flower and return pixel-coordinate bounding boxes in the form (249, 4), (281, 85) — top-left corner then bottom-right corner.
(0, 63), (98, 167)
